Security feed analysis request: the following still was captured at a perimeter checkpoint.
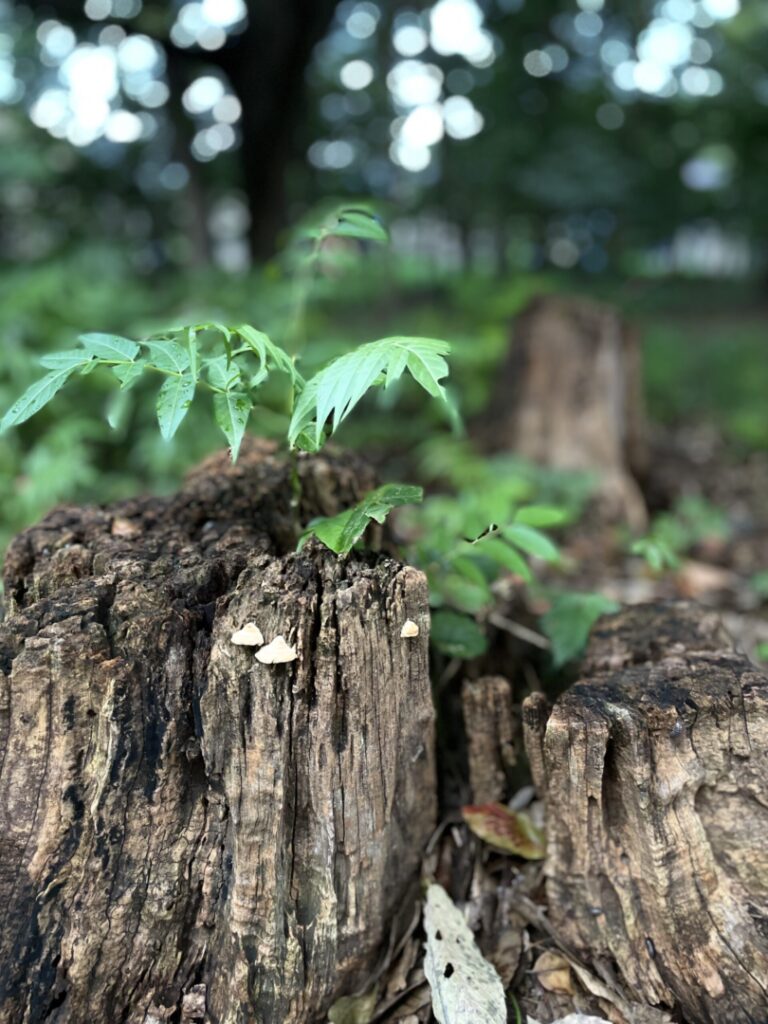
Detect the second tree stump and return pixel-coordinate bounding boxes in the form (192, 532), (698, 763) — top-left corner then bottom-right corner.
(525, 603), (768, 1024)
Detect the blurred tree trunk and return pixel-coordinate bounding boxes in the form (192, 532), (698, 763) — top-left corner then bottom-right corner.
(24, 0), (338, 263)
(477, 294), (649, 528)
(219, 0), (338, 260)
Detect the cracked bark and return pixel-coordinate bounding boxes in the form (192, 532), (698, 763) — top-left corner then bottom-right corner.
(0, 440), (437, 1024)
(525, 602), (768, 1024)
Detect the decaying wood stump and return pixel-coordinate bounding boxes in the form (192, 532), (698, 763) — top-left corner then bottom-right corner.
(480, 294), (648, 528)
(0, 440), (437, 1024)
(461, 676), (516, 803)
(525, 602), (768, 1024)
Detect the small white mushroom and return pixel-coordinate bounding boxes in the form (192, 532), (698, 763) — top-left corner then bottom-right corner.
(230, 622), (265, 647)
(256, 635), (297, 664)
(400, 619), (420, 638)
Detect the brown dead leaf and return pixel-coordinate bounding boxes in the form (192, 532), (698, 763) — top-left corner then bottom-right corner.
(675, 559), (736, 599)
(461, 802), (546, 859)
(534, 951), (574, 995)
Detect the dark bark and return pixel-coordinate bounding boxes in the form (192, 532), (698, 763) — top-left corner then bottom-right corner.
(0, 440), (437, 1024)
(525, 602), (768, 1024)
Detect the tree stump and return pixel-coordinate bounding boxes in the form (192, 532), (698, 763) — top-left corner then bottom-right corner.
(461, 676), (516, 803)
(525, 602), (768, 1024)
(480, 295), (648, 528)
(0, 440), (437, 1024)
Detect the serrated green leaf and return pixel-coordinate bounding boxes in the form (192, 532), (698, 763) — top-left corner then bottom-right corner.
(0, 367), (76, 432)
(300, 483), (423, 555)
(156, 372), (195, 440)
(540, 592), (620, 667)
(213, 390), (252, 461)
(143, 339), (190, 374)
(430, 610), (488, 659)
(514, 505), (570, 527)
(113, 360), (146, 390)
(503, 523), (559, 562)
(39, 350), (94, 371)
(79, 333), (140, 362)
(235, 324), (298, 383)
(288, 337), (450, 448)
(186, 326), (199, 380)
(205, 354), (242, 392)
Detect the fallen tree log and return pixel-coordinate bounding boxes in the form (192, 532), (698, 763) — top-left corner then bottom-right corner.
(525, 602), (768, 1024)
(0, 440), (437, 1024)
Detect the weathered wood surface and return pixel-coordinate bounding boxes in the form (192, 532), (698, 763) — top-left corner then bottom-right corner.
(0, 440), (437, 1024)
(526, 602), (768, 1024)
(461, 675), (516, 803)
(480, 294), (648, 528)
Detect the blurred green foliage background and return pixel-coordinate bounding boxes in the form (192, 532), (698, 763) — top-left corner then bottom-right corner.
(1, 0), (767, 557)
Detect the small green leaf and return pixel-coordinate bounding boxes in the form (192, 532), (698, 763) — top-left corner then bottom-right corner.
(143, 339), (190, 374)
(514, 505), (570, 527)
(630, 537), (680, 572)
(300, 483), (422, 555)
(0, 367), (76, 433)
(434, 572), (491, 614)
(39, 350), (94, 371)
(206, 354), (242, 392)
(540, 592), (620, 667)
(430, 610), (487, 659)
(156, 372), (195, 440)
(472, 536), (532, 582)
(235, 324), (298, 383)
(332, 209), (389, 243)
(113, 360), (146, 390)
(503, 523), (559, 562)
(288, 337), (450, 448)
(79, 333), (140, 362)
(213, 390), (252, 461)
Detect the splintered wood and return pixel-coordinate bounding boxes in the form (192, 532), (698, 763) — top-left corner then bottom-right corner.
(0, 440), (436, 1024)
(526, 602), (768, 1024)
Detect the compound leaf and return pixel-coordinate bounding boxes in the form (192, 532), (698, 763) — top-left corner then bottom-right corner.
(300, 483), (423, 555)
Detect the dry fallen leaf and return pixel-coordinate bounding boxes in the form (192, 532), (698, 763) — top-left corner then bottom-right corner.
(461, 803), (546, 860)
(230, 622), (265, 647)
(401, 619), (420, 638)
(256, 635), (298, 664)
(533, 951), (574, 995)
(423, 883), (507, 1024)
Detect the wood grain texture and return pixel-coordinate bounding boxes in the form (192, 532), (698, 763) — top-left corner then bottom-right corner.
(528, 602), (768, 1024)
(461, 676), (516, 804)
(0, 440), (437, 1024)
